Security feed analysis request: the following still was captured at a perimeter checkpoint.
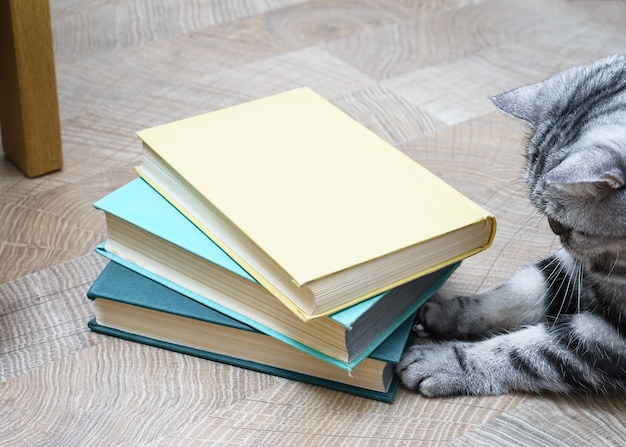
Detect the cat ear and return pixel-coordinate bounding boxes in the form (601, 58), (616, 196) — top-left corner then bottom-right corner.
(491, 82), (544, 127)
(545, 149), (625, 197)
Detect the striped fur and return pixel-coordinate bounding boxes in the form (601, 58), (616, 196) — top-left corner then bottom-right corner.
(398, 55), (626, 397)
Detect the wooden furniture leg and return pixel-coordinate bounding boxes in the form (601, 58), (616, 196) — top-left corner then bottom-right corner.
(0, 0), (62, 178)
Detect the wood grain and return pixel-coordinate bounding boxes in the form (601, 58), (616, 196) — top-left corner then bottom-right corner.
(449, 395), (626, 447)
(0, 253), (103, 381)
(3, 0), (626, 445)
(147, 383), (526, 447)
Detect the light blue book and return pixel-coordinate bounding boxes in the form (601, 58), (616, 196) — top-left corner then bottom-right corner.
(94, 179), (457, 371)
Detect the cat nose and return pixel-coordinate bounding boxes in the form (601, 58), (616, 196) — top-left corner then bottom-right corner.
(548, 217), (566, 236)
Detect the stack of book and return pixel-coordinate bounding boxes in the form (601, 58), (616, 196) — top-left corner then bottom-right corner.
(87, 87), (496, 402)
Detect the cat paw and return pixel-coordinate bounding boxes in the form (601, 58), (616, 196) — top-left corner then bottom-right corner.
(397, 342), (473, 397)
(414, 294), (465, 338)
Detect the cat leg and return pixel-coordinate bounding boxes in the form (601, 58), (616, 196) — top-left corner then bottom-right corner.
(416, 254), (569, 338)
(398, 313), (626, 396)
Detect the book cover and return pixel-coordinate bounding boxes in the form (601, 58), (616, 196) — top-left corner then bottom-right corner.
(135, 87), (495, 319)
(94, 178), (458, 371)
(87, 261), (416, 403)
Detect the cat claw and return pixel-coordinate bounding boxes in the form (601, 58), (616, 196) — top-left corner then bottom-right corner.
(413, 322), (431, 338)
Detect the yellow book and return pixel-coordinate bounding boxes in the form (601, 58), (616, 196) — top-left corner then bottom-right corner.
(135, 87), (496, 320)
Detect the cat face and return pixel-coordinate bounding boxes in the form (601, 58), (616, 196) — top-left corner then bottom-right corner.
(493, 55), (626, 260)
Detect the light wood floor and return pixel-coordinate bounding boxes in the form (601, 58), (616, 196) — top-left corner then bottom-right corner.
(2, 1), (626, 445)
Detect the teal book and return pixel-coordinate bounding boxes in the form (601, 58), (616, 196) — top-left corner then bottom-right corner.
(88, 261), (417, 403)
(94, 178), (458, 371)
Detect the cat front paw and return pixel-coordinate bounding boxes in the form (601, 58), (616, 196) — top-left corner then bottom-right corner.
(414, 293), (490, 339)
(414, 294), (466, 339)
(397, 342), (476, 397)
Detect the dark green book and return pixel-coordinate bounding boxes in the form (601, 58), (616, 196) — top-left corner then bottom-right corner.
(87, 261), (420, 403)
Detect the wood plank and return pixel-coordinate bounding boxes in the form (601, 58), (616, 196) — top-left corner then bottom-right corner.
(150, 381), (526, 446)
(0, 253), (104, 380)
(0, 337), (280, 446)
(0, 175), (119, 283)
(2, 0), (626, 445)
(450, 395), (626, 447)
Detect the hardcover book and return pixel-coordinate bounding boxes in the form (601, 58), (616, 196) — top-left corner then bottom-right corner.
(94, 178), (458, 371)
(88, 261), (417, 403)
(135, 87), (495, 320)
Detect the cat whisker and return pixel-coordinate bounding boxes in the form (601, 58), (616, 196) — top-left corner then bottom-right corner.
(472, 211), (544, 294)
(576, 258), (584, 315)
(607, 250), (622, 277)
(545, 270), (566, 328)
(534, 254), (579, 328)
(516, 255), (563, 323)
(479, 190), (528, 214)
(553, 255), (581, 326)
(472, 165), (523, 175)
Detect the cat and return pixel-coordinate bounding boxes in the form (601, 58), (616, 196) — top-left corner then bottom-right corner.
(397, 54), (626, 397)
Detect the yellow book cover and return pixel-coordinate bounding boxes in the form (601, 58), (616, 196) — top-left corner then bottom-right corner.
(136, 87), (495, 320)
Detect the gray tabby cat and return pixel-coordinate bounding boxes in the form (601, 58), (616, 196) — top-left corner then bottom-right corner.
(397, 54), (626, 397)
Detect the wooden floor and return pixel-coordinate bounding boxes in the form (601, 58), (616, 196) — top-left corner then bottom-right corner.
(2, 0), (626, 445)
